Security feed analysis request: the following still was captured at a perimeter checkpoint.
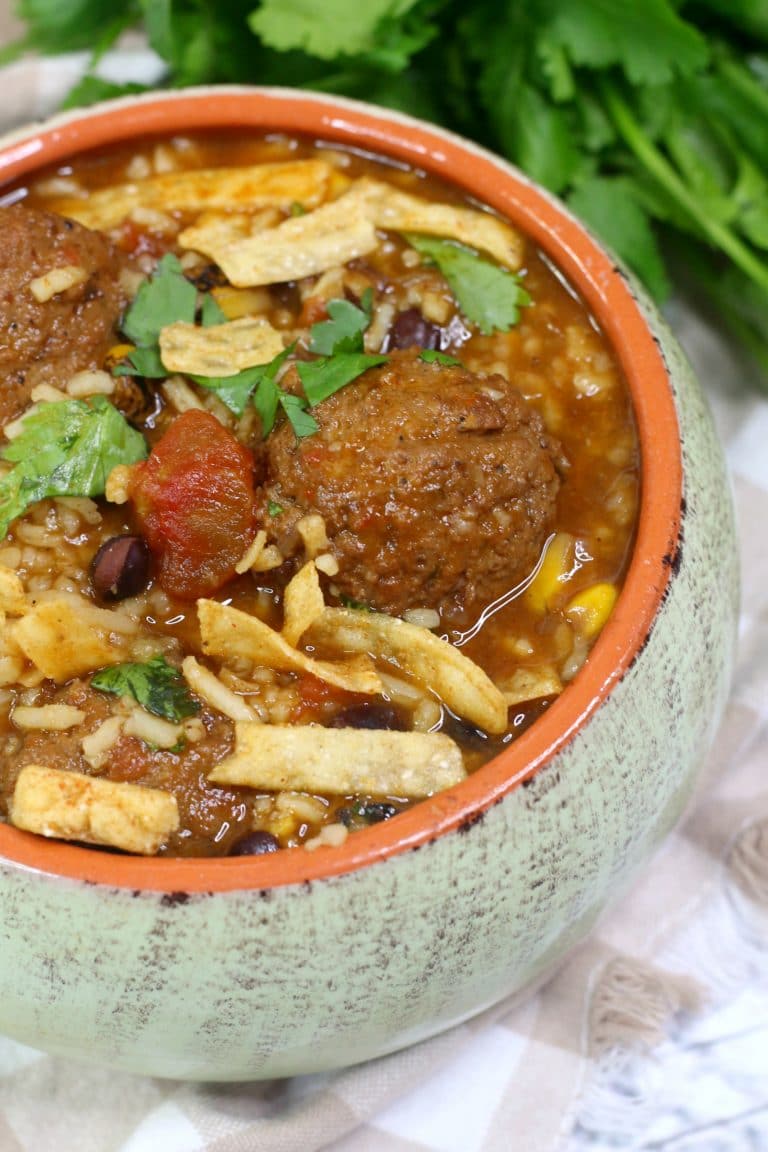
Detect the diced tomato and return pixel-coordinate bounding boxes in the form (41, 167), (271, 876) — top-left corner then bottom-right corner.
(291, 675), (357, 721)
(129, 410), (258, 599)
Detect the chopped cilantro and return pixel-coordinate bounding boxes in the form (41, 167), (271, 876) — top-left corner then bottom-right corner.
(193, 344), (318, 439)
(339, 594), (372, 611)
(121, 253), (197, 348)
(298, 353), (388, 407)
(113, 345), (165, 379)
(200, 292), (229, 326)
(290, 200), (307, 216)
(117, 253), (197, 377)
(91, 654), (199, 723)
(280, 393), (319, 438)
(419, 349), (462, 366)
(193, 363), (267, 418)
(267, 500), (284, 517)
(0, 398), (147, 539)
(405, 235), (531, 334)
(193, 344), (294, 420)
(308, 292), (373, 356)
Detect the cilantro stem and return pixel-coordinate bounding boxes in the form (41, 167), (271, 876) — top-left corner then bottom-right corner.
(598, 76), (768, 296)
(715, 54), (768, 120)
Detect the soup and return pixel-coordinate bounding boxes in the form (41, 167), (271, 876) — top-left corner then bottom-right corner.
(0, 133), (638, 857)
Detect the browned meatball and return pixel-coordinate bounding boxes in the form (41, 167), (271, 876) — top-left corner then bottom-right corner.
(0, 204), (129, 424)
(259, 350), (561, 617)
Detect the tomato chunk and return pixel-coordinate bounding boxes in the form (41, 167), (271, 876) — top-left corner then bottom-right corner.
(129, 409), (258, 599)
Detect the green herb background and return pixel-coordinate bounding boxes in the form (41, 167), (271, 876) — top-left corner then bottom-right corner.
(4, 0), (768, 384)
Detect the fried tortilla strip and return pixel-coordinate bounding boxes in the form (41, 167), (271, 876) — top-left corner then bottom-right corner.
(198, 598), (382, 695)
(309, 608), (508, 734)
(500, 666), (562, 707)
(209, 722), (466, 799)
(178, 174), (522, 287)
(179, 191), (379, 287)
(159, 316), (284, 376)
(0, 566), (28, 617)
(51, 160), (335, 231)
(11, 595), (130, 681)
(357, 178), (524, 270)
(10, 764), (179, 855)
(281, 561), (326, 647)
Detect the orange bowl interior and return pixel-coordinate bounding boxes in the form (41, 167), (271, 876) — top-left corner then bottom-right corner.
(0, 89), (682, 891)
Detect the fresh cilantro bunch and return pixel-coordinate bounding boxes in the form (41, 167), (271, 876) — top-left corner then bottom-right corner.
(7, 0), (768, 382)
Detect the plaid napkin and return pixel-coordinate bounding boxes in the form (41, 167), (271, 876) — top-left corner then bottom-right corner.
(0, 24), (766, 1151)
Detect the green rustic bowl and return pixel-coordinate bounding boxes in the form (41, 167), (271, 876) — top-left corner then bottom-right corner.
(0, 87), (738, 1080)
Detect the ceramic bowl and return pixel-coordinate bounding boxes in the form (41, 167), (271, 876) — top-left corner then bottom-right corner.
(0, 87), (738, 1080)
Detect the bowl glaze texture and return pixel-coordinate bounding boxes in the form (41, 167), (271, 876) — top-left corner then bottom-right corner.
(0, 87), (738, 1080)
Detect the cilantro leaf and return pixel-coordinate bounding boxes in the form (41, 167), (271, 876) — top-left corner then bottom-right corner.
(0, 398), (147, 539)
(298, 353), (388, 406)
(252, 372), (282, 436)
(122, 253), (197, 347)
(544, 0), (709, 87)
(192, 363), (265, 417)
(280, 393), (319, 438)
(60, 76), (149, 111)
(405, 235), (531, 334)
(200, 292), (229, 326)
(91, 654), (199, 723)
(567, 175), (671, 301)
(308, 294), (373, 355)
(6, 0), (140, 57)
(419, 349), (462, 366)
(193, 344), (317, 438)
(113, 345), (166, 379)
(193, 344), (295, 421)
(249, 0), (422, 61)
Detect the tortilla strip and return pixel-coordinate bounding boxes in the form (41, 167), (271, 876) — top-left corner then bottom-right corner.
(10, 764), (179, 855)
(281, 561), (326, 647)
(11, 596), (128, 681)
(179, 191), (379, 287)
(197, 598), (382, 695)
(178, 176), (523, 286)
(0, 566), (28, 617)
(51, 160), (334, 231)
(159, 316), (284, 376)
(500, 666), (562, 707)
(356, 178), (524, 270)
(208, 722), (466, 799)
(308, 608), (508, 734)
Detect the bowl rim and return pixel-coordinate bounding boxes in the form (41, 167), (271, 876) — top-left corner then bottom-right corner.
(0, 85), (682, 892)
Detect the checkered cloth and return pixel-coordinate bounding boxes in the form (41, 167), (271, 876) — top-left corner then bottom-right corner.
(0, 23), (766, 1151)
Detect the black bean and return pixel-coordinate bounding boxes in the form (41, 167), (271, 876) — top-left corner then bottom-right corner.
(90, 535), (151, 601)
(330, 703), (407, 731)
(386, 308), (442, 351)
(230, 830), (280, 856)
(339, 802), (398, 828)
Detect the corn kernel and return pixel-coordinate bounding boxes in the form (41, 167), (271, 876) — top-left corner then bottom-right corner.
(565, 582), (618, 639)
(525, 533), (575, 615)
(212, 286), (271, 319)
(103, 343), (135, 372)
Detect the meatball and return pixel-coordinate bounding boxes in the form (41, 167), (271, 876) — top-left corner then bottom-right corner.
(0, 204), (129, 425)
(259, 350), (561, 617)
